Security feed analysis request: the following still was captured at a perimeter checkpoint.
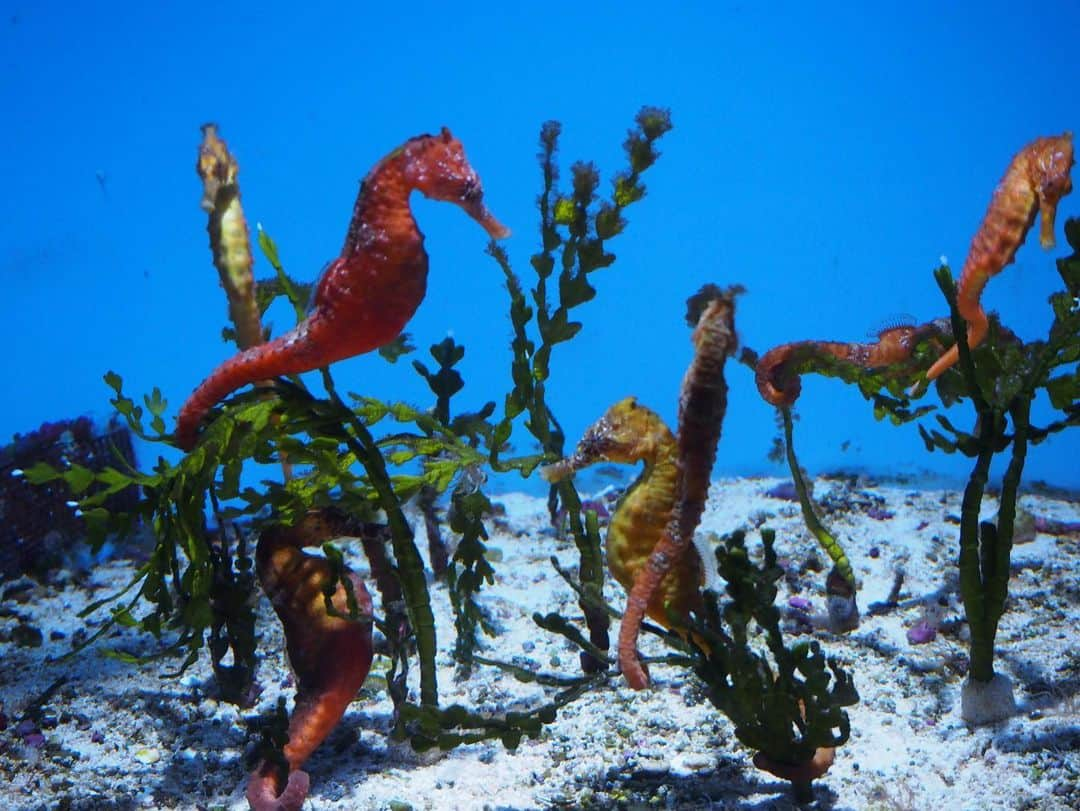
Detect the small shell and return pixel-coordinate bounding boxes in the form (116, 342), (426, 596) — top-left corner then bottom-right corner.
(133, 747), (161, 765)
(906, 620), (937, 645)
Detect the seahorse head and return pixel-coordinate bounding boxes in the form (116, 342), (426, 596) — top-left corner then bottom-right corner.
(540, 397), (673, 483)
(403, 127), (510, 239)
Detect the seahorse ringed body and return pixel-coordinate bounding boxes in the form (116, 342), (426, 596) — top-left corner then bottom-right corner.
(542, 396), (706, 634)
(176, 129), (508, 450)
(924, 132), (1073, 381)
(246, 511), (374, 811)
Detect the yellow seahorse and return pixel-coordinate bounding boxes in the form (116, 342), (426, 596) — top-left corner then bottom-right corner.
(541, 396), (706, 638)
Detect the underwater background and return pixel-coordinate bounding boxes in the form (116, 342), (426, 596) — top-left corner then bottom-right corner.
(3, 1), (1078, 492)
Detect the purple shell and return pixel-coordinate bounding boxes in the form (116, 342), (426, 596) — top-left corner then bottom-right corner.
(765, 482), (799, 501)
(906, 620), (937, 645)
(580, 499), (610, 519)
(787, 596), (812, 611)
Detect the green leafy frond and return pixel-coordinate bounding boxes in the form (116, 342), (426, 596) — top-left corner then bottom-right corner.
(691, 529), (858, 766)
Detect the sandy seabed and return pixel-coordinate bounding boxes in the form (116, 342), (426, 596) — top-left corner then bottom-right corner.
(1, 475), (1078, 811)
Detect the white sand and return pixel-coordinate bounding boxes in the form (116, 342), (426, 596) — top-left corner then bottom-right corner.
(1, 475), (1078, 810)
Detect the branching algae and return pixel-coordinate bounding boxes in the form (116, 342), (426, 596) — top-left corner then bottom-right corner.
(753, 132), (1077, 726)
(486, 108), (673, 671)
(693, 528), (858, 804)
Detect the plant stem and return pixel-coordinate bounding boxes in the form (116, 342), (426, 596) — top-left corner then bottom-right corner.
(781, 407), (854, 587)
(959, 437), (995, 682)
(321, 369), (440, 707)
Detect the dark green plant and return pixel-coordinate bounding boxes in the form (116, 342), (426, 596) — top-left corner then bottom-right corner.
(205, 509), (260, 706)
(409, 335), (501, 674)
(690, 529), (858, 803)
(776, 406), (860, 632)
(918, 223), (1080, 687)
(738, 349), (859, 629)
(445, 483), (498, 677)
(487, 107), (673, 670)
(412, 337), (466, 575)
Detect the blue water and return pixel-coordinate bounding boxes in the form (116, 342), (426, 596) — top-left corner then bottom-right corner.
(2, 2), (1078, 493)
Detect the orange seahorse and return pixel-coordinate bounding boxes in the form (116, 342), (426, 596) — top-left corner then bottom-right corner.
(755, 318), (952, 407)
(616, 290), (737, 688)
(541, 396), (707, 639)
(246, 510), (375, 811)
(176, 128), (509, 451)
(924, 132), (1074, 382)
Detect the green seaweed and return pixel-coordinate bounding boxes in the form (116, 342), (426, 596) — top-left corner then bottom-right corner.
(921, 232), (1080, 687)
(780, 407), (854, 588)
(487, 108), (673, 671)
(691, 528), (858, 803)
(410, 335), (501, 671)
(777, 406), (860, 632)
(399, 671), (605, 753)
(446, 484), (498, 677)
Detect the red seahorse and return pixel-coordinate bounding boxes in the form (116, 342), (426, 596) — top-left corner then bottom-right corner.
(924, 132), (1074, 382)
(246, 510), (375, 811)
(176, 128), (509, 450)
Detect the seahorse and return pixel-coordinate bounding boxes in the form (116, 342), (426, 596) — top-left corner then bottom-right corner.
(176, 128), (509, 451)
(924, 132), (1074, 382)
(616, 290), (737, 688)
(541, 396), (707, 637)
(246, 510), (374, 811)
(543, 285), (739, 689)
(755, 318), (953, 407)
